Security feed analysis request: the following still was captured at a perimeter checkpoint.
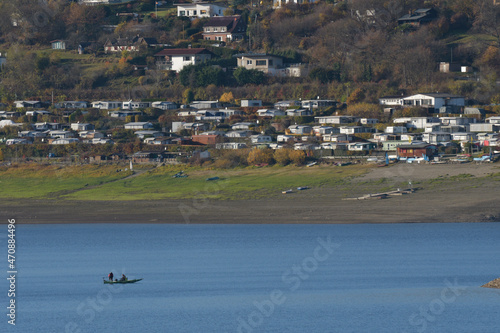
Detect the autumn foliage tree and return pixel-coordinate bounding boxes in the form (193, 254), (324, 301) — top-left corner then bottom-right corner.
(289, 150), (306, 165)
(247, 148), (274, 165)
(273, 149), (291, 165)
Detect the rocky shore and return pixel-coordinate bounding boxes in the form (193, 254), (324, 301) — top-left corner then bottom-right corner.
(481, 278), (500, 289)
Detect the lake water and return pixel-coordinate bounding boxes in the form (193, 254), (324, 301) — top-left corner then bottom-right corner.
(2, 223), (500, 332)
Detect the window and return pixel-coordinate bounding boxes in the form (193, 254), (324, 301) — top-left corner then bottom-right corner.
(180, 11), (185, 16)
(246, 60), (252, 65)
(193, 10), (197, 15)
(256, 60), (266, 66)
(201, 10), (207, 14)
(184, 56), (190, 61)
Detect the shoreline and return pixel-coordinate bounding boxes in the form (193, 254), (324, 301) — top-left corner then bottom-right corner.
(2, 163), (499, 224)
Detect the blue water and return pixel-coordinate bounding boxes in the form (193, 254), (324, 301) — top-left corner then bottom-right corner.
(2, 223), (500, 332)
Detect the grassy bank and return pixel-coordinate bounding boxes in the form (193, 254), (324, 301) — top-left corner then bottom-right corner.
(0, 164), (133, 199)
(0, 163), (370, 200)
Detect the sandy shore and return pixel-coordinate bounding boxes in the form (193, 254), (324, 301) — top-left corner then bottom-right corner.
(2, 163), (499, 224)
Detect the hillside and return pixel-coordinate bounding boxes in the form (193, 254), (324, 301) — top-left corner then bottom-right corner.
(0, 0), (499, 104)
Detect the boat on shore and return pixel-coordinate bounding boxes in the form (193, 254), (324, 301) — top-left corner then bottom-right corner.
(103, 278), (143, 284)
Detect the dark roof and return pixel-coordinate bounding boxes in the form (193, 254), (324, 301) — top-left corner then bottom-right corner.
(415, 93), (463, 98)
(204, 15), (241, 27)
(398, 8), (436, 22)
(155, 48), (212, 57)
(397, 143), (433, 149)
(233, 53), (283, 59)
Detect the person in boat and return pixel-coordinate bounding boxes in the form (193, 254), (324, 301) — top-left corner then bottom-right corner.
(108, 272), (114, 282)
(120, 274), (127, 282)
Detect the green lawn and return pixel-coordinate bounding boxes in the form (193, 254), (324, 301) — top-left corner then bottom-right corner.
(62, 164), (370, 201)
(0, 165), (133, 199)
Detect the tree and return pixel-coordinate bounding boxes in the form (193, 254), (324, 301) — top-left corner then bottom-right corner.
(289, 150), (306, 165)
(233, 67), (265, 85)
(346, 103), (382, 118)
(182, 88), (194, 105)
(274, 149), (291, 165)
(219, 91), (235, 104)
(247, 148), (274, 165)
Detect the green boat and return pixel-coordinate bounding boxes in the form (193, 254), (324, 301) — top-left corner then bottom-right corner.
(103, 278), (143, 284)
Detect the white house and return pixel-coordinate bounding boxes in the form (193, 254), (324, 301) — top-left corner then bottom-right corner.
(322, 134), (352, 143)
(348, 142), (377, 151)
(122, 101), (151, 110)
(486, 116), (500, 124)
(385, 126), (407, 134)
(439, 117), (476, 126)
(225, 130), (252, 138)
(154, 48), (213, 73)
(393, 117), (440, 129)
(51, 138), (79, 145)
(92, 101), (122, 110)
(135, 130), (163, 139)
(152, 101), (178, 110)
(49, 130), (74, 139)
(250, 134), (272, 144)
(277, 135), (294, 143)
(33, 122), (61, 131)
(402, 93), (465, 111)
(286, 109), (312, 117)
(6, 138), (31, 145)
(231, 122), (255, 130)
(340, 126), (375, 134)
(301, 99), (337, 109)
(176, 2), (227, 19)
(124, 122), (154, 130)
(71, 123), (94, 131)
(360, 118), (379, 125)
(54, 101), (89, 109)
(288, 125), (313, 135)
(422, 132), (452, 144)
(451, 133), (477, 142)
(379, 95), (404, 106)
(109, 110), (142, 118)
(315, 116), (358, 124)
(216, 142), (247, 149)
(257, 109), (286, 117)
(241, 100), (262, 107)
(14, 101), (43, 108)
(275, 100), (300, 109)
(313, 126), (339, 136)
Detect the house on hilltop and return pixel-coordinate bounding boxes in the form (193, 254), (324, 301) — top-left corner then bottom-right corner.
(202, 16), (246, 42)
(398, 8), (437, 26)
(104, 36), (158, 53)
(176, 2), (228, 19)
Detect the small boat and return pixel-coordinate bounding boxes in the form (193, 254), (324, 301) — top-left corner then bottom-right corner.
(206, 176), (220, 181)
(297, 186), (309, 191)
(103, 278), (143, 284)
(306, 162), (317, 167)
(282, 189), (293, 194)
